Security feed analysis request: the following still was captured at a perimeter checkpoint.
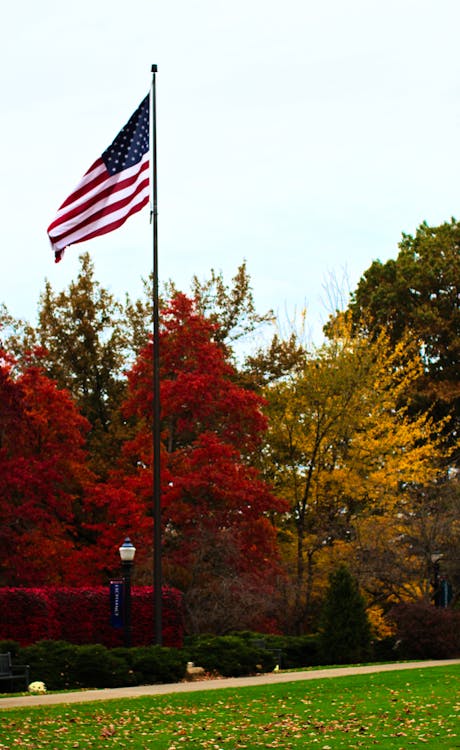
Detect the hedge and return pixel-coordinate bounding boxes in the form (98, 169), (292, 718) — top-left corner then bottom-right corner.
(3, 602), (457, 692)
(224, 631), (322, 669)
(388, 601), (460, 659)
(0, 586), (183, 648)
(3, 632), (321, 690)
(0, 640), (187, 691)
(183, 634), (276, 677)
(3, 608), (457, 693)
(183, 632), (323, 673)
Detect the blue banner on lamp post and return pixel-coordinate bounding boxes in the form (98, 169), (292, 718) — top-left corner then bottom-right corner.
(110, 580), (124, 628)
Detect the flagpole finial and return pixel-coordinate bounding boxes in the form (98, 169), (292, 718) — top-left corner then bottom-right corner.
(151, 64), (158, 73)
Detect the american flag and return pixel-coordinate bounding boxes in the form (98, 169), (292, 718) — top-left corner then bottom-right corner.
(47, 95), (150, 262)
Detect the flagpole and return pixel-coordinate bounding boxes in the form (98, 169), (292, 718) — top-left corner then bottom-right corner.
(151, 64), (162, 645)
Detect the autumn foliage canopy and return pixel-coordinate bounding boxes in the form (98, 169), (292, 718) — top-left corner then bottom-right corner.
(1, 237), (459, 637)
(0, 292), (286, 633)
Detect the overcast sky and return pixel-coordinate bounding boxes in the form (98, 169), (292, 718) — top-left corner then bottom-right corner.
(1, 0), (459, 344)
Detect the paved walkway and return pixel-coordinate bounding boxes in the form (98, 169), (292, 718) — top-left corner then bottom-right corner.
(1, 659), (459, 710)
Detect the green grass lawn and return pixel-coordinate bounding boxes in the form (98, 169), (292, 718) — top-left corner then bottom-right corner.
(0, 665), (458, 749)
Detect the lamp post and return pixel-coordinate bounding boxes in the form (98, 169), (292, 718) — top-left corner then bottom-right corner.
(119, 537), (136, 647)
(431, 552), (443, 607)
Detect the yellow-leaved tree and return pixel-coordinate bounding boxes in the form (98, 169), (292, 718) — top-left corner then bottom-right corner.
(262, 314), (448, 633)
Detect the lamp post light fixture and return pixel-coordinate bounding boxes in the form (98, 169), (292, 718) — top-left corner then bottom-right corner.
(119, 537), (136, 647)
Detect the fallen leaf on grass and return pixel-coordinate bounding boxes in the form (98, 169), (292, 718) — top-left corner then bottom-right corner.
(100, 723), (116, 737)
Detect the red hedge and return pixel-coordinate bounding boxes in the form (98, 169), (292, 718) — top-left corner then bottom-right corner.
(389, 601), (460, 659)
(0, 586), (183, 648)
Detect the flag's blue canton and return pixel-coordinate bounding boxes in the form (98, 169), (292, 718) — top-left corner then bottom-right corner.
(102, 95), (149, 176)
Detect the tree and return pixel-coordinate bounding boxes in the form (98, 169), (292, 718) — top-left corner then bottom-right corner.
(345, 219), (460, 459)
(2, 258), (275, 475)
(319, 565), (372, 664)
(0, 350), (92, 585)
(242, 332), (307, 389)
(32, 253), (131, 476)
(0, 303), (36, 361)
(82, 294), (287, 632)
(179, 261), (273, 348)
(355, 476), (460, 608)
(262, 316), (447, 632)
(125, 261), (274, 363)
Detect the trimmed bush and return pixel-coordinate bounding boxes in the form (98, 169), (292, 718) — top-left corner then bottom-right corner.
(2, 629), (424, 693)
(0, 586), (184, 648)
(17, 640), (79, 690)
(0, 589), (59, 645)
(227, 631), (322, 669)
(388, 602), (460, 659)
(371, 636), (401, 662)
(0, 640), (21, 659)
(115, 646), (187, 685)
(264, 634), (321, 669)
(12, 640), (187, 690)
(72, 645), (129, 689)
(184, 634), (276, 676)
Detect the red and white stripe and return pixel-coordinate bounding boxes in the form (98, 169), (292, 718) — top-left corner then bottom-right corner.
(47, 152), (149, 261)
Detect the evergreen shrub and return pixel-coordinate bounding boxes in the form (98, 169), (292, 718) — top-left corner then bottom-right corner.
(113, 645), (187, 685)
(184, 634), (275, 677)
(319, 565), (372, 664)
(1, 641), (187, 691)
(268, 634), (321, 668)
(71, 644), (129, 689)
(227, 631), (322, 669)
(15, 640), (79, 690)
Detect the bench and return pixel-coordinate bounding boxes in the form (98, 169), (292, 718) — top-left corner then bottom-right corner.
(251, 639), (283, 668)
(0, 653), (30, 691)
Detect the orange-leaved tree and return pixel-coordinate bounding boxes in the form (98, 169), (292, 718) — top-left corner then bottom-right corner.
(262, 315), (448, 632)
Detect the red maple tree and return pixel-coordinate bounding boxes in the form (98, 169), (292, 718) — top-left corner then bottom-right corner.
(83, 295), (286, 630)
(0, 350), (92, 585)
